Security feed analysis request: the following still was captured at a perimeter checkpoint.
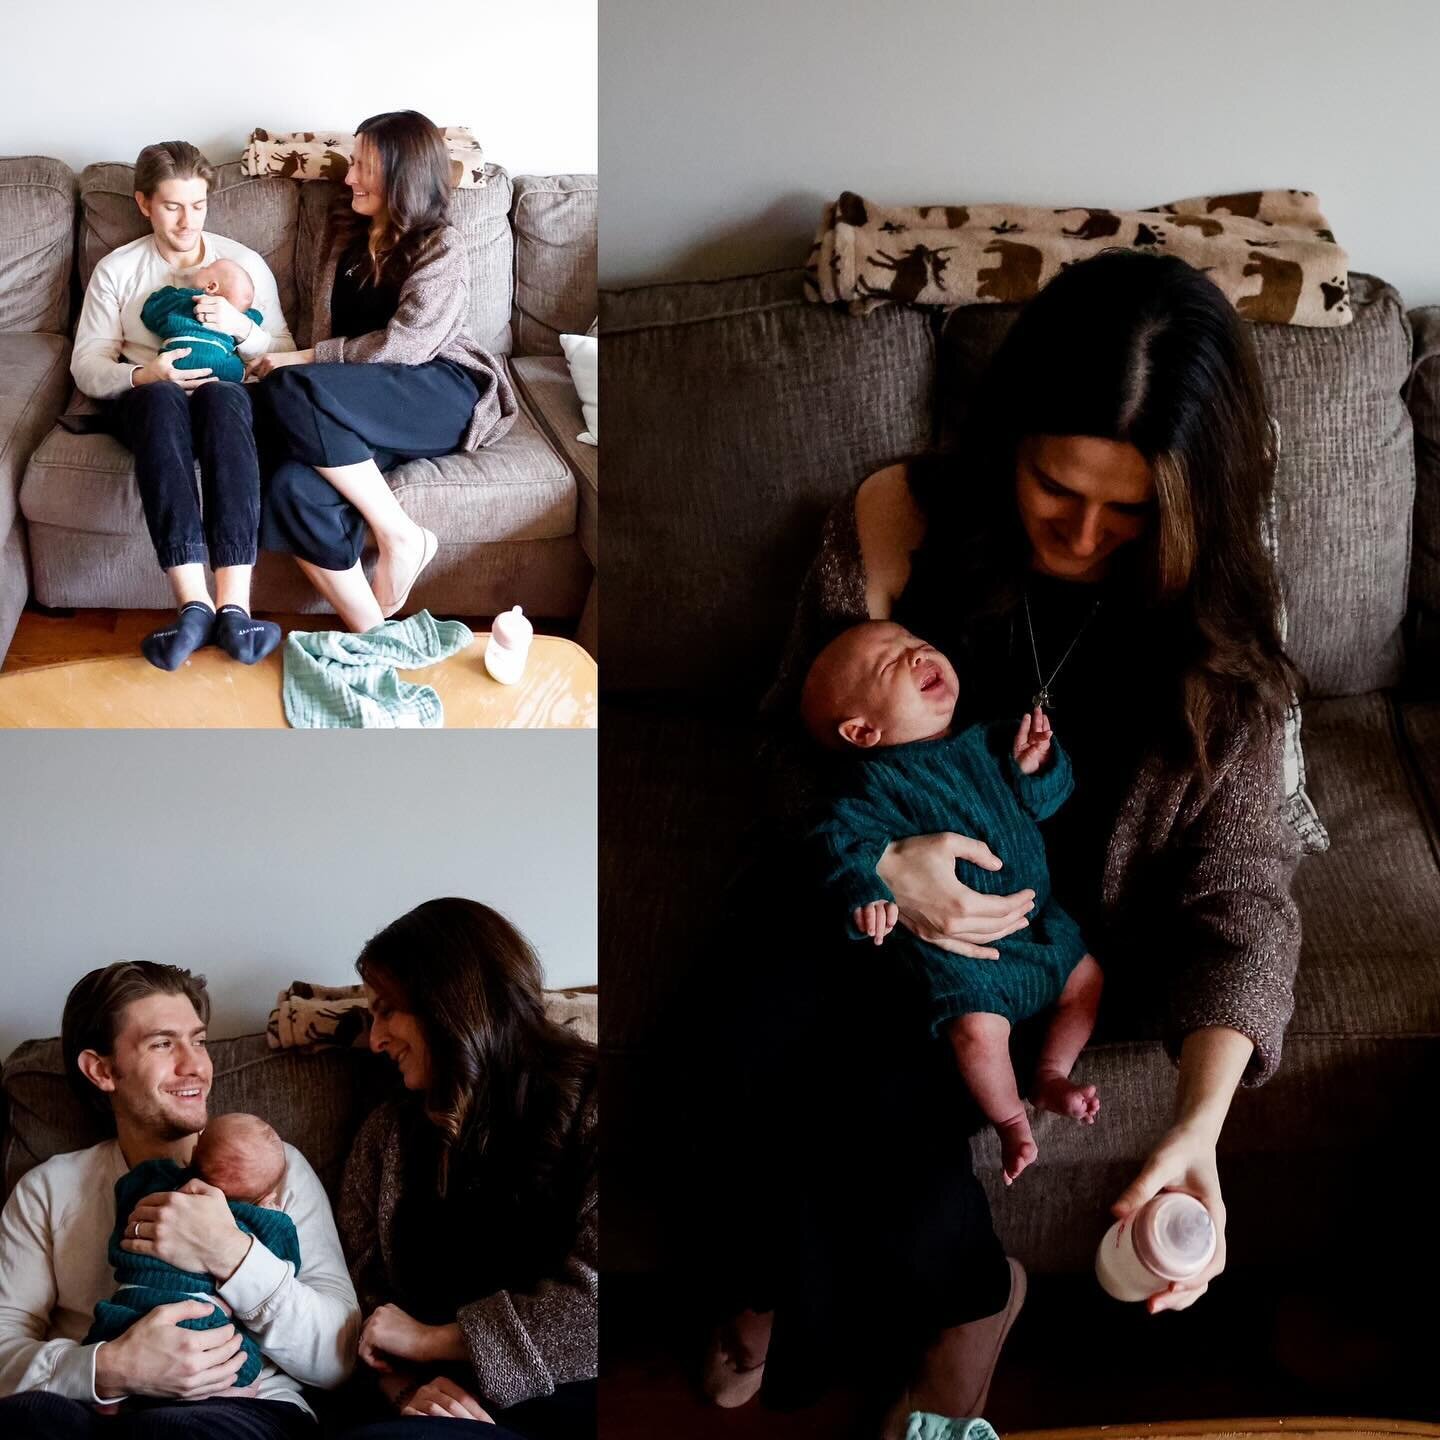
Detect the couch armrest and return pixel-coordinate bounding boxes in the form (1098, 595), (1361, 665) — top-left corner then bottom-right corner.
(0, 334), (73, 544)
(1406, 306), (1440, 696)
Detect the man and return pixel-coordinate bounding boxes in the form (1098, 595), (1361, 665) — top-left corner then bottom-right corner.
(71, 140), (294, 671)
(0, 962), (359, 1437)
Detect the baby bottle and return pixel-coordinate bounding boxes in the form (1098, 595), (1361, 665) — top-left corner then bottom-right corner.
(484, 605), (534, 685)
(1094, 1192), (1215, 1302)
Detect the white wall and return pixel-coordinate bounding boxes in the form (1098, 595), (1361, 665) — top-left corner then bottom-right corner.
(1, 0), (596, 177)
(601, 0), (1440, 305)
(0, 732), (596, 1059)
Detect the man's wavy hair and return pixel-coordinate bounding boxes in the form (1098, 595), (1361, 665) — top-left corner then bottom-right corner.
(903, 248), (1300, 780)
(134, 141), (215, 198)
(333, 109), (453, 288)
(61, 961), (210, 1120)
(356, 898), (593, 1199)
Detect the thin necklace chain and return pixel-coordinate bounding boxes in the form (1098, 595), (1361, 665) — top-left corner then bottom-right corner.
(1023, 589), (1102, 710)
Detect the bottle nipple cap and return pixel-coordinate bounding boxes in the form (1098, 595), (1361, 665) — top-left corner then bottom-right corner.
(1133, 1192), (1216, 1281)
(491, 604), (533, 651)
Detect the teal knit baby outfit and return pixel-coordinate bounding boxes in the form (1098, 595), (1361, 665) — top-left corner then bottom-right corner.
(812, 722), (1088, 1033)
(140, 286), (263, 384)
(85, 1157), (302, 1387)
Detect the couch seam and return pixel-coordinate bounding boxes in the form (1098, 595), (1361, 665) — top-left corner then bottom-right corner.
(0, 339), (70, 518)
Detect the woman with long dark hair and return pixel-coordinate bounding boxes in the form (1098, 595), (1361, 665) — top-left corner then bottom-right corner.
(337, 899), (597, 1437)
(703, 250), (1302, 1433)
(250, 111), (517, 632)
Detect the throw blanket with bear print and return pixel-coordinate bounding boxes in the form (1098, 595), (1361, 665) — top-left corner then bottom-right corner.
(241, 126), (489, 188)
(805, 189), (1351, 326)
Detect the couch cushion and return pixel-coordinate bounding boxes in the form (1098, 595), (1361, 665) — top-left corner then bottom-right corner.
(1404, 306), (1440, 696)
(2, 1034), (394, 1203)
(0, 332), (70, 540)
(937, 274), (1414, 700)
(79, 162), (300, 338)
(602, 268), (937, 695)
(511, 175), (598, 357)
(512, 355), (596, 562)
(20, 389), (575, 547)
(1400, 701), (1440, 823)
(0, 156), (76, 334)
(295, 167), (515, 356)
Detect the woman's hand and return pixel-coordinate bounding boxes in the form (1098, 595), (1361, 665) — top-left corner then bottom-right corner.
(876, 832), (1034, 958)
(1110, 1122), (1227, 1314)
(121, 1179), (252, 1281)
(400, 1376), (494, 1422)
(360, 1302), (444, 1367)
(245, 348), (315, 381)
(192, 293), (253, 339)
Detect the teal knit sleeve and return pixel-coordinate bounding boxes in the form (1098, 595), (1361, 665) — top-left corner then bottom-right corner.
(809, 783), (902, 939)
(244, 307), (264, 328)
(140, 286), (197, 337)
(1007, 736), (1074, 822)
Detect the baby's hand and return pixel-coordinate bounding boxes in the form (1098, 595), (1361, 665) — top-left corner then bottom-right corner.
(1013, 706), (1053, 775)
(853, 900), (899, 946)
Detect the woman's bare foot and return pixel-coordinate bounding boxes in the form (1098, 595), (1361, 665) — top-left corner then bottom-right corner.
(995, 1113), (1037, 1186)
(1031, 1070), (1101, 1124)
(701, 1308), (772, 1408)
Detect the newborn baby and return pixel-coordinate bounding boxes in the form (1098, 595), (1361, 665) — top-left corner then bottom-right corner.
(86, 1113), (301, 1386)
(803, 620), (1105, 1184)
(140, 257), (263, 384)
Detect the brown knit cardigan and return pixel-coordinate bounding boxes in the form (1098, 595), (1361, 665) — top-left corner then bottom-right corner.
(308, 220), (518, 452)
(337, 1083), (598, 1411)
(763, 488), (1302, 1085)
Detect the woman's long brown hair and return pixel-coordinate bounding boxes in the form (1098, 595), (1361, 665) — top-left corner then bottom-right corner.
(333, 109), (453, 286)
(906, 248), (1301, 781)
(357, 898), (594, 1198)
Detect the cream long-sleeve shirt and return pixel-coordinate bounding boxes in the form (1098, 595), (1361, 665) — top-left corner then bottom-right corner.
(70, 232), (296, 401)
(0, 1139), (359, 1416)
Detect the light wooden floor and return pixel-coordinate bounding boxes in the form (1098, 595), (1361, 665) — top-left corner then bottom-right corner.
(3, 605), (576, 675)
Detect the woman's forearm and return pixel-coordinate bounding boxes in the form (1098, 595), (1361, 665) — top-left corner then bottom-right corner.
(1174, 1026), (1253, 1143)
(421, 1322), (467, 1365)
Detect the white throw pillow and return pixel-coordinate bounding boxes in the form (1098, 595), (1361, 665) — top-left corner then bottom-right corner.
(560, 332), (598, 447)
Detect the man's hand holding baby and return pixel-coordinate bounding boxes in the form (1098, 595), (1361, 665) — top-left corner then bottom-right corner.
(1012, 705), (1054, 774)
(121, 1178), (253, 1282)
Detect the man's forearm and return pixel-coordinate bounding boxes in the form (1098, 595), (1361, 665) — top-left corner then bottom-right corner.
(1174, 1026), (1254, 1143)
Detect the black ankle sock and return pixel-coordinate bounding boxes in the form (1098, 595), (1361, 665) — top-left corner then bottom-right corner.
(215, 605), (282, 665)
(142, 602), (215, 671)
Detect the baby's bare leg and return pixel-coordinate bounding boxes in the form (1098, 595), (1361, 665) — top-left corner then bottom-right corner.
(947, 1011), (1036, 1186)
(1031, 953), (1104, 1124)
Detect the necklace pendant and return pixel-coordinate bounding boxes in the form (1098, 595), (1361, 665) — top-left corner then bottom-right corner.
(1032, 688), (1049, 710)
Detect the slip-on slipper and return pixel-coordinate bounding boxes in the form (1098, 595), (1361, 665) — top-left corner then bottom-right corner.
(382, 526), (438, 618)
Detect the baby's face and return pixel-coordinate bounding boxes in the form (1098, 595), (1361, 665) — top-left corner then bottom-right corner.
(815, 622), (959, 749)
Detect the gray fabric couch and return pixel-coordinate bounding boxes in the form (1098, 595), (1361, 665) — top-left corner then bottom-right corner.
(600, 267), (1440, 1276)
(0, 156), (598, 664)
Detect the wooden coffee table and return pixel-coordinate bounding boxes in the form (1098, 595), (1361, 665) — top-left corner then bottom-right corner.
(0, 632), (597, 728)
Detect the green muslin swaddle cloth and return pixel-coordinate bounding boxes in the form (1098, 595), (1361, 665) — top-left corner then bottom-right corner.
(282, 611), (474, 728)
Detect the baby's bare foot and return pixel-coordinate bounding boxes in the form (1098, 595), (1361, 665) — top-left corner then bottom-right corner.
(995, 1113), (1038, 1186)
(1031, 1071), (1101, 1125)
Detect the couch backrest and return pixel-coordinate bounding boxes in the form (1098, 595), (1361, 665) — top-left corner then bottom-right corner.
(603, 267), (1418, 702)
(79, 161), (301, 339)
(1, 991), (598, 1205)
(510, 174), (598, 355)
(71, 161), (602, 360)
(603, 268), (938, 696)
(0, 156), (76, 335)
(2, 1034), (392, 1204)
